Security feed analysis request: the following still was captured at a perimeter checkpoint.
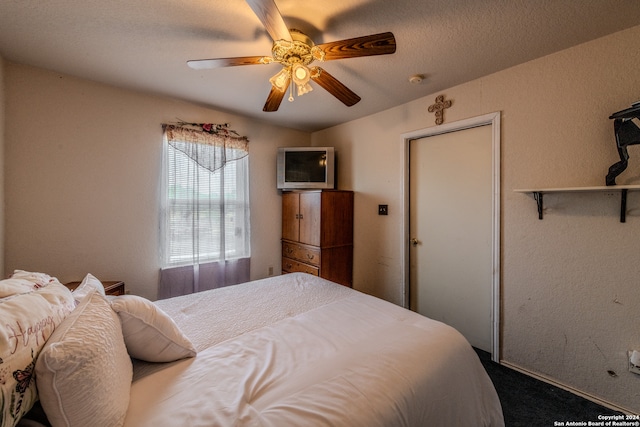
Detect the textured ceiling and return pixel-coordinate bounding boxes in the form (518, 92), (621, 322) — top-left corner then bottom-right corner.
(1, 0), (640, 131)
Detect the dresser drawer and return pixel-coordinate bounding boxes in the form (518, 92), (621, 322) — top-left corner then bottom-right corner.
(282, 257), (319, 276)
(282, 242), (320, 266)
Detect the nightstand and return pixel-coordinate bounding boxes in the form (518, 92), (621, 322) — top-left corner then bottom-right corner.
(64, 280), (126, 296)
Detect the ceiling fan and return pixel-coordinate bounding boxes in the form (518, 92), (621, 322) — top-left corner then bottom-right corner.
(187, 0), (396, 112)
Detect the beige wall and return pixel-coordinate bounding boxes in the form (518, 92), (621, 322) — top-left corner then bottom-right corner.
(4, 24), (640, 413)
(4, 63), (310, 300)
(313, 25), (640, 412)
(0, 55), (4, 276)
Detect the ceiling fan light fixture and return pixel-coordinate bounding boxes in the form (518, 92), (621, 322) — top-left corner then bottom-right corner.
(269, 67), (290, 92)
(296, 82), (313, 96)
(291, 63), (313, 97)
(292, 63), (310, 85)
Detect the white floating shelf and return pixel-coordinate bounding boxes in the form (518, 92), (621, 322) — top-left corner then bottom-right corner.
(514, 185), (640, 222)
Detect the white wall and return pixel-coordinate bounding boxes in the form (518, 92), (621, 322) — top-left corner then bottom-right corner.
(312, 25), (640, 412)
(4, 63), (310, 300)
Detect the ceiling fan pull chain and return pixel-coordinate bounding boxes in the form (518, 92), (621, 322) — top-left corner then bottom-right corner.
(288, 73), (295, 102)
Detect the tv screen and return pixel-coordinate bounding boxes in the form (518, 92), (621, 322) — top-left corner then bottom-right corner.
(285, 151), (327, 183)
(277, 147), (335, 190)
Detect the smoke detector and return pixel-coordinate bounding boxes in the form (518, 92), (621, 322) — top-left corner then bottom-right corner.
(408, 74), (424, 84)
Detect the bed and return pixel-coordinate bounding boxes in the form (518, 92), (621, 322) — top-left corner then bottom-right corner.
(1, 271), (504, 427)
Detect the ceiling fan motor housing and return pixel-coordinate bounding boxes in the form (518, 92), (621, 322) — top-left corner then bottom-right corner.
(271, 29), (324, 66)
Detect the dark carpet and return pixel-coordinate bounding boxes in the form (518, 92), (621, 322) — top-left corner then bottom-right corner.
(475, 349), (625, 426)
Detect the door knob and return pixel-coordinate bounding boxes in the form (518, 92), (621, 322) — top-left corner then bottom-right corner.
(410, 238), (420, 247)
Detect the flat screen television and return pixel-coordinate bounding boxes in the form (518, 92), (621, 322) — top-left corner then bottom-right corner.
(277, 147), (335, 190)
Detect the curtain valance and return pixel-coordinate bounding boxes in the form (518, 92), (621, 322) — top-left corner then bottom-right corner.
(162, 123), (249, 173)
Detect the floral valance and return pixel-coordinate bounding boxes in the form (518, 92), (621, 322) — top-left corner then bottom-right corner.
(162, 122), (249, 173)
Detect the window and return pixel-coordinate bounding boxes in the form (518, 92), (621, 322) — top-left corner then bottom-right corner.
(161, 124), (250, 268)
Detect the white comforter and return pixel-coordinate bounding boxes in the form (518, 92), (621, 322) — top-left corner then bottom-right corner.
(124, 274), (504, 427)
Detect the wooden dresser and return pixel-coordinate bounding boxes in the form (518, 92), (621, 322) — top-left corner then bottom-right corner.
(281, 190), (353, 287)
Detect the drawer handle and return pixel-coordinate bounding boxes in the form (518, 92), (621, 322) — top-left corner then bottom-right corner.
(306, 254), (315, 260)
(285, 263), (293, 269)
(285, 247), (293, 254)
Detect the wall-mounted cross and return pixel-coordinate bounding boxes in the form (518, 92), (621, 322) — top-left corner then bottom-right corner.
(428, 95), (452, 125)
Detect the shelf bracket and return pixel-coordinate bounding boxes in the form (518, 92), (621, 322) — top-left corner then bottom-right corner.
(620, 189), (628, 223)
(533, 191), (543, 220)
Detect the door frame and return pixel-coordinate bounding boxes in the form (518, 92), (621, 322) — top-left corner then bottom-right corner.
(401, 112), (501, 361)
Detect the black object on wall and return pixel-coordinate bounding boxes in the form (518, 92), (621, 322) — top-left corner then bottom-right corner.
(606, 102), (640, 186)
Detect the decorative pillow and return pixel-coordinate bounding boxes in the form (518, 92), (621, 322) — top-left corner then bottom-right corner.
(0, 270), (61, 298)
(35, 290), (132, 427)
(70, 273), (105, 304)
(110, 295), (197, 362)
(0, 278), (38, 298)
(0, 282), (75, 427)
(9, 270), (58, 289)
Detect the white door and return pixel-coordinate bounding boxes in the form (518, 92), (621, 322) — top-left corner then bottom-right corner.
(409, 124), (493, 352)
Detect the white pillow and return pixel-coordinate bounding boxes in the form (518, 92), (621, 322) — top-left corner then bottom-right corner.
(35, 290), (132, 427)
(110, 295), (197, 362)
(71, 273), (105, 304)
(0, 282), (75, 426)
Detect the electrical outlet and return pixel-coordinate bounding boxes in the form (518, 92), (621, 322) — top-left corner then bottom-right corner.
(378, 204), (388, 215)
(629, 351), (640, 375)
(268, 266), (274, 276)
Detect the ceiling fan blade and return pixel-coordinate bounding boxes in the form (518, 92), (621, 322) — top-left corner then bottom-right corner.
(316, 32), (396, 61)
(263, 85), (287, 112)
(187, 56), (270, 70)
(310, 67), (361, 107)
(246, 0), (292, 42)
